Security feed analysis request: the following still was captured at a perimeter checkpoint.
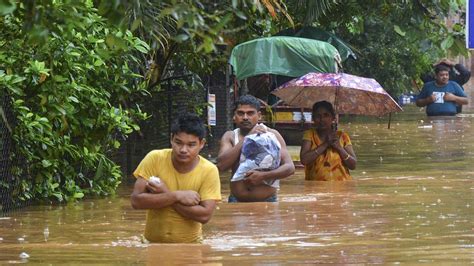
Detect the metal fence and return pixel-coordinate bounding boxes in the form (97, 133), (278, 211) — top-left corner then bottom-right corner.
(0, 93), (31, 215)
(113, 73), (231, 182)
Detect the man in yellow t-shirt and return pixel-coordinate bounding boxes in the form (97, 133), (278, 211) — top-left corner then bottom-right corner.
(131, 113), (221, 243)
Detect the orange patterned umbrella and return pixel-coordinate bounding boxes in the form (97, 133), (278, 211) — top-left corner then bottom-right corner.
(272, 72), (402, 116)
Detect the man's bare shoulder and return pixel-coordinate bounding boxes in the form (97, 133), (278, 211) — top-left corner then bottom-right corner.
(266, 127), (287, 146)
(221, 130), (235, 141)
(267, 127), (282, 137)
(222, 130), (235, 137)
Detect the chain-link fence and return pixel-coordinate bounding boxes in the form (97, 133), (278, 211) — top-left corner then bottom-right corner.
(113, 73), (231, 183)
(0, 93), (31, 215)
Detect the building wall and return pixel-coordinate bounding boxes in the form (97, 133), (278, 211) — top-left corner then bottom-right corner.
(459, 54), (474, 111)
(447, 10), (473, 111)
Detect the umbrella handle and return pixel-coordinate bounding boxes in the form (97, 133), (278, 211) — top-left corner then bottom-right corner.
(387, 113), (392, 129)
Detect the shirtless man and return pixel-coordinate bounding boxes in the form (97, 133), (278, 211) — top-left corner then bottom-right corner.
(217, 95), (295, 202)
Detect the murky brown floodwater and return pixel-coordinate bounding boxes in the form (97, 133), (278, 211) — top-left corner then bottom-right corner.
(1, 106), (473, 264)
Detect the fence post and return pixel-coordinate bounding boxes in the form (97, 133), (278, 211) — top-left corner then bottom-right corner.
(167, 80), (172, 147)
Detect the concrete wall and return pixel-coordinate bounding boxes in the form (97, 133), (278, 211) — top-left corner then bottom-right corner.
(447, 11), (473, 112)
(457, 54), (474, 111)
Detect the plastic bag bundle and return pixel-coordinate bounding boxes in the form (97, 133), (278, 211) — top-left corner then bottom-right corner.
(231, 132), (281, 185)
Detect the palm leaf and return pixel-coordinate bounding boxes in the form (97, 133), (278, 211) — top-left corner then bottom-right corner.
(296, 0), (340, 25)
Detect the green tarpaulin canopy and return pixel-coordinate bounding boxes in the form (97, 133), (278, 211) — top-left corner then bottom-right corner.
(229, 36), (340, 80)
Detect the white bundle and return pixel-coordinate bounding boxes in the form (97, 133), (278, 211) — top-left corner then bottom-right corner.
(149, 176), (161, 184)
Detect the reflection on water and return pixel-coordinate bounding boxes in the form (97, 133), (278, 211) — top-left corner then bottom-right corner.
(0, 107), (473, 264)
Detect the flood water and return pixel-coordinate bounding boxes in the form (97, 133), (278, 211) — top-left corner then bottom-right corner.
(1, 106), (473, 264)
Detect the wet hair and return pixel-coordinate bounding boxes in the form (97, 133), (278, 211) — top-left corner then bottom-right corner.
(233, 94), (260, 112)
(434, 64), (450, 74)
(312, 101), (336, 117)
(170, 112), (206, 140)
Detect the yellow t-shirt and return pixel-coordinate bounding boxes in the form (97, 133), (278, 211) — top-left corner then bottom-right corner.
(302, 128), (353, 181)
(133, 149), (221, 243)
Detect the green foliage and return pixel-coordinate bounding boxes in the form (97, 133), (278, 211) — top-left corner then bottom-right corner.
(0, 1), (285, 207)
(97, 0), (291, 89)
(0, 0), (16, 16)
(286, 0), (468, 96)
(291, 0), (338, 25)
(0, 2), (148, 202)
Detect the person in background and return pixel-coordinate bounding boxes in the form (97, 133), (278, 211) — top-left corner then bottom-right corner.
(217, 94), (295, 202)
(130, 112), (221, 243)
(300, 101), (356, 181)
(416, 64), (468, 116)
(420, 58), (471, 113)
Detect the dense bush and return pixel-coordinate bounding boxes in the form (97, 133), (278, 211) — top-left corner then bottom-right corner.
(0, 3), (148, 202)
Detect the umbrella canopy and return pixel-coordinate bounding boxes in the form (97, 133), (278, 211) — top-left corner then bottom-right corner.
(229, 36), (340, 80)
(271, 72), (403, 116)
(276, 26), (357, 61)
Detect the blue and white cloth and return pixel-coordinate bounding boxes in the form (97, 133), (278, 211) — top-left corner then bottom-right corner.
(231, 131), (281, 188)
